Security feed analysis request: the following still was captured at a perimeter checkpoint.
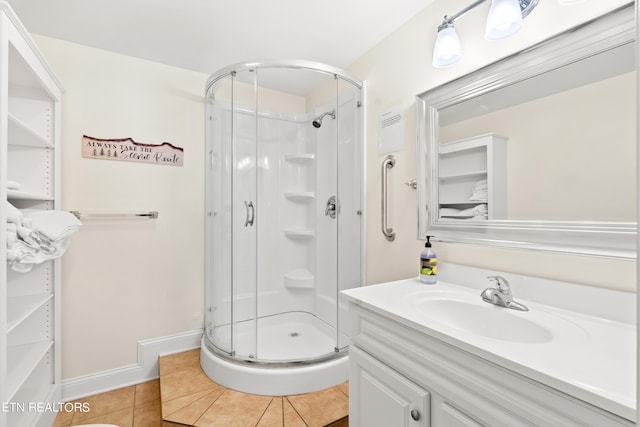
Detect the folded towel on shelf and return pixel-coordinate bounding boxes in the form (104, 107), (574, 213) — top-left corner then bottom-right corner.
(5, 208), (82, 272)
(6, 201), (23, 225)
(460, 204), (488, 219)
(440, 204), (488, 220)
(16, 225), (40, 249)
(6, 223), (17, 248)
(469, 179), (489, 202)
(23, 210), (82, 241)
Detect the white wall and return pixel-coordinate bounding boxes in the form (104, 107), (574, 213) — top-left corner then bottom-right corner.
(32, 36), (208, 379)
(30, 0), (635, 384)
(348, 0), (636, 291)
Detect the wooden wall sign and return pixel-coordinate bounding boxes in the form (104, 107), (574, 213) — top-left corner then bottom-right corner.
(82, 135), (184, 166)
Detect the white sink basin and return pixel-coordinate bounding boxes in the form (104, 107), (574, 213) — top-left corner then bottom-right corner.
(406, 289), (589, 345)
(417, 299), (552, 343)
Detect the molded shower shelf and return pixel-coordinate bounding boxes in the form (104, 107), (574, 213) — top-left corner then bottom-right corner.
(284, 153), (315, 163)
(284, 191), (315, 201)
(284, 229), (315, 240)
(284, 269), (315, 289)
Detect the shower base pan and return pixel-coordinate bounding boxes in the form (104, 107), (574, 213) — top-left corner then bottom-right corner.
(200, 312), (349, 396)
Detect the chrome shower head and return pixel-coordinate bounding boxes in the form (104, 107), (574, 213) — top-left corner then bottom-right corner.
(312, 110), (335, 128)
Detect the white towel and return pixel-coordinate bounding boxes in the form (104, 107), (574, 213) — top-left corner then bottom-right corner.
(6, 224), (17, 248)
(6, 201), (22, 225)
(6, 209), (81, 272)
(469, 179), (489, 202)
(22, 210), (82, 241)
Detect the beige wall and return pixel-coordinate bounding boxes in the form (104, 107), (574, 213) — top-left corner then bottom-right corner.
(32, 0), (635, 381)
(349, 0), (636, 291)
(32, 36), (208, 379)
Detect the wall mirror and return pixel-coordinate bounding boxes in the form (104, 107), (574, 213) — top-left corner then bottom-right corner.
(416, 4), (636, 258)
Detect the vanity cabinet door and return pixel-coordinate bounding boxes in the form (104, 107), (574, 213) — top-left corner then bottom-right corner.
(438, 402), (484, 427)
(350, 346), (430, 427)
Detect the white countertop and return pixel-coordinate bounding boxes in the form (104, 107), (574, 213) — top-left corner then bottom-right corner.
(342, 278), (636, 421)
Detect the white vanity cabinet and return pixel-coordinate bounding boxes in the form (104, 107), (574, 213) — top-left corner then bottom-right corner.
(348, 303), (634, 427)
(350, 346), (430, 426)
(437, 133), (507, 220)
(0, 3), (63, 427)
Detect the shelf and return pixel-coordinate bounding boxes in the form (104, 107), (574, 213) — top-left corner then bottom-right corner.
(7, 340), (54, 400)
(284, 153), (315, 163)
(2, 5), (63, 417)
(284, 192), (315, 201)
(8, 113), (52, 148)
(7, 190), (53, 201)
(439, 201), (487, 206)
(7, 294), (53, 333)
(284, 229), (315, 240)
(439, 170), (487, 182)
(284, 269), (315, 289)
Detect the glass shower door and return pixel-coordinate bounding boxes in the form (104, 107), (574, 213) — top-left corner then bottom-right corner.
(231, 69), (258, 360)
(335, 79), (363, 350)
(206, 76), (234, 356)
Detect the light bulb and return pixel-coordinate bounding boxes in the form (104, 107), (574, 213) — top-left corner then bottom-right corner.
(432, 25), (462, 68)
(485, 0), (523, 40)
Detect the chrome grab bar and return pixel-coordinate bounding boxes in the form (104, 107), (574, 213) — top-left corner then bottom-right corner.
(381, 155), (395, 241)
(244, 201), (254, 227)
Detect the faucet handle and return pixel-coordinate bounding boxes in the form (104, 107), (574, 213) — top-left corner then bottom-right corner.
(486, 276), (511, 294)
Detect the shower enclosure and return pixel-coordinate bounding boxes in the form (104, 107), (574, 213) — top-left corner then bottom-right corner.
(201, 60), (364, 396)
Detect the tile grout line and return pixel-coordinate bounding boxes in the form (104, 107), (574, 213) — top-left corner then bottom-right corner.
(285, 396), (310, 427)
(192, 386), (230, 426)
(253, 396), (275, 427)
(161, 385), (219, 418)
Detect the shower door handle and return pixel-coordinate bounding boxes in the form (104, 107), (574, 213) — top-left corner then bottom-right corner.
(244, 201), (254, 227)
(381, 155), (395, 241)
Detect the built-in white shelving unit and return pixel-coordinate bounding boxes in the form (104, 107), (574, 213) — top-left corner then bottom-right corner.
(438, 133), (507, 220)
(0, 2), (63, 426)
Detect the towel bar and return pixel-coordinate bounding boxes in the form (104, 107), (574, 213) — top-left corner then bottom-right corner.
(69, 211), (159, 220)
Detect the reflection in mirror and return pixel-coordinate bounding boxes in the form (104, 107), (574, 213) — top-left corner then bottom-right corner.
(439, 42), (635, 222)
(416, 4), (636, 258)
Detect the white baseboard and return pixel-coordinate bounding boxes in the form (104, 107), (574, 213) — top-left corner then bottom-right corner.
(61, 329), (203, 401)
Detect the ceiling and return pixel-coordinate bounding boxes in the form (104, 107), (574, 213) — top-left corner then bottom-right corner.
(8, 0), (434, 94)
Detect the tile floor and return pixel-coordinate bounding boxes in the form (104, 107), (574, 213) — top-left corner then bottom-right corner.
(52, 380), (161, 427)
(53, 349), (349, 427)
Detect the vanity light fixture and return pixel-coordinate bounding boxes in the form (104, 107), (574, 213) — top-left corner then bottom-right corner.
(432, 19), (462, 68)
(432, 0), (539, 68)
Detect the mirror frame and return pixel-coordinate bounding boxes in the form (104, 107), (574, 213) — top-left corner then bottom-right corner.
(416, 4), (636, 259)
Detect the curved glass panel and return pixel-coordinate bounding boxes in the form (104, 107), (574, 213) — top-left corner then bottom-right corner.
(205, 62), (364, 365)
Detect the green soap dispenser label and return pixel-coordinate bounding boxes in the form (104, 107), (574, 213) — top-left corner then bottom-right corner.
(420, 258), (437, 275)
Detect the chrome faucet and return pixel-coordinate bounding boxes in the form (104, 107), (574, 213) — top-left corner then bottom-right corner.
(481, 276), (528, 311)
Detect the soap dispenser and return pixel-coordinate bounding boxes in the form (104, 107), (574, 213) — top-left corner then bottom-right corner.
(420, 235), (437, 284)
